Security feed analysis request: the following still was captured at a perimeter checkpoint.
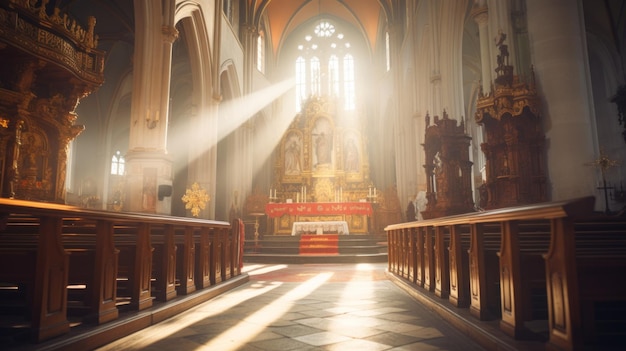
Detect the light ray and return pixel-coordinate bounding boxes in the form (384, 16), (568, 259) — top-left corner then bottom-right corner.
(194, 271), (334, 350)
(96, 281), (282, 350)
(217, 78), (295, 142)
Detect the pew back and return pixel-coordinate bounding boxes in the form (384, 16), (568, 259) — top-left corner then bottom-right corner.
(386, 197), (626, 350)
(0, 198), (240, 343)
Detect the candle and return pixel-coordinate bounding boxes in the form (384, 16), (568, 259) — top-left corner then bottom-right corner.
(374, 187), (377, 196)
(155, 110), (159, 121)
(146, 108), (150, 121)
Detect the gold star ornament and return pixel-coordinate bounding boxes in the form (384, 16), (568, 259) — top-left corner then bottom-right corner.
(181, 182), (210, 217)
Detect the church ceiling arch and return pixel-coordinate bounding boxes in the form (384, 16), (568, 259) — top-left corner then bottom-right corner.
(246, 0), (397, 58)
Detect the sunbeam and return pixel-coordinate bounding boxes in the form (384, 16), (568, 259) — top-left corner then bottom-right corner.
(194, 271), (334, 350)
(97, 281), (282, 350)
(217, 78), (295, 142)
(167, 78), (297, 185)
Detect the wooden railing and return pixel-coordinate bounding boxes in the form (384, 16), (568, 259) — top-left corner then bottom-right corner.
(385, 196), (626, 351)
(0, 198), (244, 343)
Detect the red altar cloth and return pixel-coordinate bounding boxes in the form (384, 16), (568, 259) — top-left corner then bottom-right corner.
(265, 202), (373, 218)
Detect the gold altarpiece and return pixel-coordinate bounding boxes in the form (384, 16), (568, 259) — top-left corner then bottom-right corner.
(265, 96), (386, 235)
(0, 2), (104, 202)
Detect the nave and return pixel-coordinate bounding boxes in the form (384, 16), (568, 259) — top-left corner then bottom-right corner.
(93, 263), (527, 351)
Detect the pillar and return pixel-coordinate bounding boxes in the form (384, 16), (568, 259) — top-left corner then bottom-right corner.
(526, 0), (596, 201)
(125, 1), (177, 214)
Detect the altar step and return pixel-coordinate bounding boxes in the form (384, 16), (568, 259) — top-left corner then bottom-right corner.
(243, 234), (388, 264)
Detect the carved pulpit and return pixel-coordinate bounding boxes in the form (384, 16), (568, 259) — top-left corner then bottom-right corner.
(475, 34), (548, 209)
(421, 111), (474, 219)
(0, 3), (105, 202)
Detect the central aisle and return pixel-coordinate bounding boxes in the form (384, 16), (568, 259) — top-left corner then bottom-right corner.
(97, 263), (486, 350)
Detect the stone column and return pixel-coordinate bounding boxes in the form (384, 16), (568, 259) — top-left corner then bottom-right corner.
(125, 1), (176, 214)
(526, 0), (596, 201)
(472, 5), (491, 93)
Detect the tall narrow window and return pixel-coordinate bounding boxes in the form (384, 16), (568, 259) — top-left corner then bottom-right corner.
(328, 54), (339, 96)
(295, 19), (356, 111)
(310, 56), (321, 96)
(295, 56), (306, 111)
(257, 30), (265, 73)
(111, 150), (125, 175)
(343, 54), (355, 110)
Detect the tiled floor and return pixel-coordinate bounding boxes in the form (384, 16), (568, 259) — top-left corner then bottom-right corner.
(96, 263), (486, 350)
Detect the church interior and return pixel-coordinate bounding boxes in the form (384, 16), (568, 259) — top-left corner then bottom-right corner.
(0, 0), (625, 350)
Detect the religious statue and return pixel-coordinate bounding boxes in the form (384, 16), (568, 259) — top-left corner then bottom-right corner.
(284, 136), (302, 175)
(315, 132), (332, 166)
(495, 31), (510, 77)
(22, 134), (40, 171)
(344, 138), (359, 172)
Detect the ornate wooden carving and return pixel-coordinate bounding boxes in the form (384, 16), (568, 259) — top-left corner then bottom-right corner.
(475, 35), (548, 209)
(0, 2), (105, 202)
(421, 111), (474, 219)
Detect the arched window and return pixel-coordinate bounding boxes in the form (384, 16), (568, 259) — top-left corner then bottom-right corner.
(310, 56), (321, 95)
(111, 150), (125, 175)
(257, 30), (265, 73)
(295, 19), (356, 111)
(328, 54), (339, 96)
(343, 54), (355, 110)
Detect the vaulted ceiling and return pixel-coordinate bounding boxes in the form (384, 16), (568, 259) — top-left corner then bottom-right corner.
(249, 0), (396, 56)
(53, 0), (397, 60)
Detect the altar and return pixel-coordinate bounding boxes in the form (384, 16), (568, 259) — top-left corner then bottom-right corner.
(291, 221), (349, 235)
(258, 96), (386, 236)
(265, 202), (372, 235)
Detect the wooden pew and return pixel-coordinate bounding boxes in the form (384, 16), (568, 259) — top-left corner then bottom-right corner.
(387, 196), (626, 350)
(0, 214), (70, 342)
(448, 224), (471, 308)
(498, 219), (552, 338)
(0, 198), (236, 344)
(545, 214), (626, 350)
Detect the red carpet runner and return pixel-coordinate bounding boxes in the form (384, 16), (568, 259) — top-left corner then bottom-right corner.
(299, 234), (339, 255)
